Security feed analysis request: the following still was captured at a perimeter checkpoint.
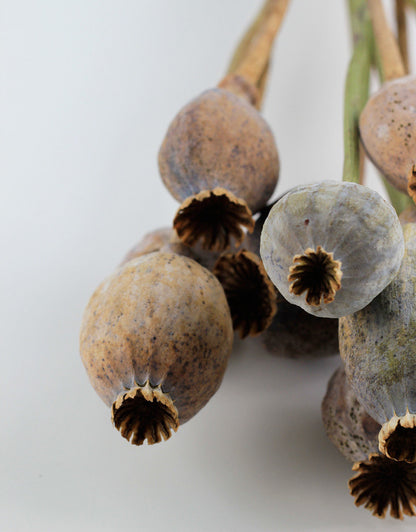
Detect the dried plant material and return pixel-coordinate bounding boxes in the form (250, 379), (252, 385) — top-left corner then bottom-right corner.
(368, 0), (405, 81)
(379, 413), (416, 463)
(112, 382), (178, 446)
(395, 0), (409, 74)
(80, 253), (233, 445)
(407, 164), (416, 203)
(173, 188), (254, 252)
(213, 249), (277, 338)
(288, 246), (342, 306)
(350, 453), (416, 519)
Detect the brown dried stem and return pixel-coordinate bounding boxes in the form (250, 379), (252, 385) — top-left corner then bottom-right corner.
(350, 453), (416, 519)
(213, 249), (277, 338)
(112, 382), (179, 446)
(367, 0), (406, 81)
(396, 0), (409, 74)
(288, 246), (342, 306)
(232, 0), (290, 87)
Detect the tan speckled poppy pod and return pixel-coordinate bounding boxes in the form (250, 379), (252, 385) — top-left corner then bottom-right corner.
(322, 366), (416, 520)
(158, 88), (279, 251)
(80, 252), (233, 446)
(359, 76), (416, 198)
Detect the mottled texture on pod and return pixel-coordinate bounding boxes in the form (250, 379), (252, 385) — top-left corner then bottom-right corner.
(340, 223), (416, 462)
(158, 88), (279, 214)
(322, 366), (380, 463)
(260, 181), (404, 318)
(80, 252), (233, 445)
(359, 76), (416, 195)
(322, 366), (416, 519)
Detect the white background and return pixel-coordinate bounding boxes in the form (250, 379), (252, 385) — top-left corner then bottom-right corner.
(1, 1), (415, 530)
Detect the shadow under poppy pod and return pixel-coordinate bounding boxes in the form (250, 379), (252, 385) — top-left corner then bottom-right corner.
(260, 181), (404, 318)
(80, 252), (233, 446)
(340, 223), (416, 463)
(158, 0), (290, 252)
(322, 365), (416, 520)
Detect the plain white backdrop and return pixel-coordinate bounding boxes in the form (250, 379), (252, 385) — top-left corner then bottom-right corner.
(1, 1), (416, 530)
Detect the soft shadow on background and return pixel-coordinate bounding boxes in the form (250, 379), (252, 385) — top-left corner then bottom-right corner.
(1, 1), (416, 530)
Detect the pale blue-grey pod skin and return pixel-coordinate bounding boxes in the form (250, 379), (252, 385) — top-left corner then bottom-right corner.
(260, 181), (405, 318)
(340, 224), (416, 460)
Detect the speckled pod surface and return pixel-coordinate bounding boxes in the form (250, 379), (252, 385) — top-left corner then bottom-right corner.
(158, 88), (279, 214)
(322, 365), (380, 463)
(260, 181), (404, 318)
(340, 223), (416, 460)
(360, 76), (416, 194)
(80, 252), (233, 427)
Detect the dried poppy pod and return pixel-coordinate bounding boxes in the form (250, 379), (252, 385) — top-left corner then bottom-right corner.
(359, 75), (416, 198)
(244, 201), (338, 357)
(212, 249), (277, 338)
(340, 223), (416, 463)
(80, 252), (233, 446)
(322, 365), (416, 519)
(260, 181), (404, 318)
(158, 87), (279, 251)
(120, 227), (218, 271)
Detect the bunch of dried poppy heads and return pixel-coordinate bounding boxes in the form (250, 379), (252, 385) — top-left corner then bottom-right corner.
(80, 0), (416, 521)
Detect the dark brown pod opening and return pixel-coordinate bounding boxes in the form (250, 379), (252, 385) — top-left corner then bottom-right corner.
(173, 187), (254, 252)
(111, 382), (179, 446)
(349, 453), (416, 519)
(408, 164), (416, 204)
(288, 246), (342, 306)
(213, 249), (277, 338)
(379, 414), (416, 463)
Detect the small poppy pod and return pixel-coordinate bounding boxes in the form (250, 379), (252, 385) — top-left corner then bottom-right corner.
(120, 227), (219, 272)
(359, 76), (416, 199)
(340, 223), (416, 463)
(322, 365), (416, 519)
(260, 181), (404, 318)
(80, 252), (233, 446)
(244, 201), (338, 357)
(158, 87), (279, 251)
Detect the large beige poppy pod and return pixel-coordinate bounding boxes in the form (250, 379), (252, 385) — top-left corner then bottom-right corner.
(359, 76), (416, 199)
(340, 223), (416, 463)
(322, 365), (416, 520)
(80, 252), (233, 446)
(260, 181), (404, 318)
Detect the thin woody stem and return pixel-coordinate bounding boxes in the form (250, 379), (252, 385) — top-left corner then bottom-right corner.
(367, 0), (405, 80)
(343, 0), (372, 183)
(396, 0), (409, 73)
(234, 0), (290, 86)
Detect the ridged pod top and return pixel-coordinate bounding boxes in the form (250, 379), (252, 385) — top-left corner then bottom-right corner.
(260, 181), (404, 318)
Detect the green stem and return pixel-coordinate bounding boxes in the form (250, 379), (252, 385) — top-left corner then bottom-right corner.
(343, 0), (372, 183)
(405, 0), (416, 10)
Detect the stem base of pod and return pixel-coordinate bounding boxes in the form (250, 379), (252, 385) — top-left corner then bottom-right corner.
(379, 412), (416, 463)
(218, 74), (259, 107)
(173, 188), (255, 252)
(349, 453), (416, 519)
(213, 249), (277, 338)
(111, 382), (179, 446)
